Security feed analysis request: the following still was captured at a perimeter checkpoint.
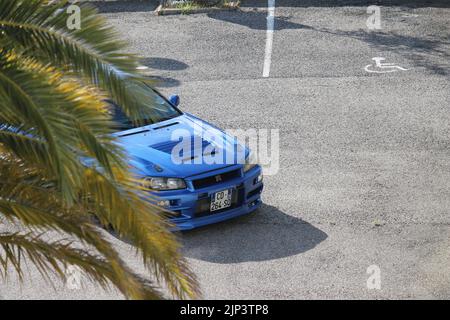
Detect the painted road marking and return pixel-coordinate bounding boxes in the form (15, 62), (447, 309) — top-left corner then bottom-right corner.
(364, 57), (410, 73)
(263, 0), (275, 78)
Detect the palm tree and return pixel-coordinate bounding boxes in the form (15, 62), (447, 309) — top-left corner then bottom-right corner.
(0, 0), (199, 299)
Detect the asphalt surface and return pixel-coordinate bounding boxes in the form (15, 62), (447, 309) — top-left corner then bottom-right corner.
(2, 0), (450, 299)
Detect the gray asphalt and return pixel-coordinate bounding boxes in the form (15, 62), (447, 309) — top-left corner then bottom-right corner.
(2, 0), (450, 299)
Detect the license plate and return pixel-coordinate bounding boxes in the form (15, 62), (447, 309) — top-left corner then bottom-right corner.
(210, 189), (232, 212)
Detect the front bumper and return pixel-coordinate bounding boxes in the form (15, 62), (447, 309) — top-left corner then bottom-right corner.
(151, 165), (263, 231)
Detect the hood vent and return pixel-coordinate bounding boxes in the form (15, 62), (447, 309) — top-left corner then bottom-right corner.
(153, 122), (179, 130)
(150, 140), (180, 154)
(150, 136), (216, 157)
(118, 129), (150, 137)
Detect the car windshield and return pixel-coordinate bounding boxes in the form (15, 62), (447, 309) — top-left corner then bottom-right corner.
(106, 82), (181, 131)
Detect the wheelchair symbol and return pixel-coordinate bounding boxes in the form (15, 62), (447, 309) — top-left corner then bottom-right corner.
(364, 57), (409, 73)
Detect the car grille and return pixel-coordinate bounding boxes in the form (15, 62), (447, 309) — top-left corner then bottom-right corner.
(195, 184), (245, 217)
(192, 169), (241, 190)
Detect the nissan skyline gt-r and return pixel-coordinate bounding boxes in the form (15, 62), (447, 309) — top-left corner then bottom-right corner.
(106, 82), (263, 231)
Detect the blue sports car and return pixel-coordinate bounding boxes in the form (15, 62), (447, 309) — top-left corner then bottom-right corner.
(106, 82), (263, 231)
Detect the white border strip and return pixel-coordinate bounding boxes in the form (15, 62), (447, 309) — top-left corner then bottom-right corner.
(262, 0), (275, 78)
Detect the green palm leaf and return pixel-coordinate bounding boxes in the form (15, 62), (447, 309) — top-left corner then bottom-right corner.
(0, 0), (200, 299)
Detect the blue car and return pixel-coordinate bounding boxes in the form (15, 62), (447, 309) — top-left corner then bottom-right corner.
(107, 82), (263, 231)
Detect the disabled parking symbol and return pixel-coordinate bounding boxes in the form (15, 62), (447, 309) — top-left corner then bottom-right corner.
(364, 57), (409, 73)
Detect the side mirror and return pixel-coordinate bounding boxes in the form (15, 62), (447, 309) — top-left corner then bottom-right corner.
(168, 94), (180, 107)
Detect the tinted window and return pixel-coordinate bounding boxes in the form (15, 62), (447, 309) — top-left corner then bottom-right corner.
(106, 83), (181, 131)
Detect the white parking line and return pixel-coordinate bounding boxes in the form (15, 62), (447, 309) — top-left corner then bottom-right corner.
(262, 0), (275, 78)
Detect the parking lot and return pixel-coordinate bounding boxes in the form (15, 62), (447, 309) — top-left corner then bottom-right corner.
(2, 0), (450, 299)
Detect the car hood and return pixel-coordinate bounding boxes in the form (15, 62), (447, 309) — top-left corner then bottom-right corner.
(114, 113), (246, 178)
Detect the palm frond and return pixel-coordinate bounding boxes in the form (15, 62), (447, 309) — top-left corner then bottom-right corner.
(0, 155), (192, 299)
(0, 0), (200, 299)
(0, 54), (125, 201)
(0, 0), (152, 119)
(82, 167), (200, 299)
(0, 232), (163, 299)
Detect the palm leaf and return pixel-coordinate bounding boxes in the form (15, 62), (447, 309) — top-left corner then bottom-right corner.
(0, 0), (200, 299)
(0, 232), (163, 299)
(0, 0), (151, 119)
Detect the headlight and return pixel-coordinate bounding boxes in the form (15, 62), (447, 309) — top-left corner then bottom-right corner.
(142, 177), (186, 190)
(243, 152), (258, 173)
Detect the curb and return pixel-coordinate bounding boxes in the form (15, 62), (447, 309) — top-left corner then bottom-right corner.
(155, 2), (239, 15)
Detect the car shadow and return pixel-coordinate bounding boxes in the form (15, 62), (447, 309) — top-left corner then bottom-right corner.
(180, 203), (328, 263)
